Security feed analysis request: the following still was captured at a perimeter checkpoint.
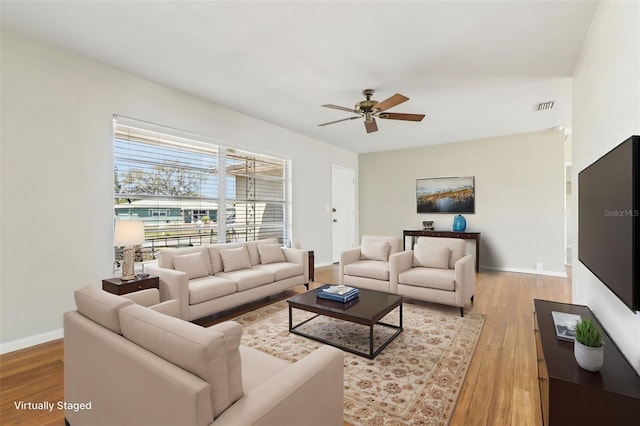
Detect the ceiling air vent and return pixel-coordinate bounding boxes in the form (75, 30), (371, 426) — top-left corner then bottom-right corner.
(537, 101), (555, 111)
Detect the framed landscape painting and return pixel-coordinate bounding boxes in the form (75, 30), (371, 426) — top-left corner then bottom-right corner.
(416, 176), (475, 213)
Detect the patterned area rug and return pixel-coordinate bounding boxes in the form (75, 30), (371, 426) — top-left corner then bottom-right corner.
(234, 300), (485, 425)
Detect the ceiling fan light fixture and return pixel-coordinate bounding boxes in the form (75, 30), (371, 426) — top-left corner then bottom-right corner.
(319, 89), (424, 133)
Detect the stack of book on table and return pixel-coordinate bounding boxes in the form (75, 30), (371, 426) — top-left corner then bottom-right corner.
(317, 285), (359, 303)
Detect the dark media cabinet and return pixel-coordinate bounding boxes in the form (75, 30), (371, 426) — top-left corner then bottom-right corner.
(533, 299), (640, 425)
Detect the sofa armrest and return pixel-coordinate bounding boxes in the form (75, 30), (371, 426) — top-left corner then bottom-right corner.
(339, 247), (362, 284)
(214, 346), (344, 426)
(282, 248), (309, 283)
(145, 265), (189, 320)
(389, 250), (414, 293)
(454, 254), (476, 306)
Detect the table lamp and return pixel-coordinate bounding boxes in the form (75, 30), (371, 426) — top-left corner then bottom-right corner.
(114, 220), (145, 281)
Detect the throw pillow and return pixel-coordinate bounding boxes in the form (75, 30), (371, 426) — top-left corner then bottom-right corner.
(413, 245), (450, 269)
(173, 252), (210, 279)
(258, 244), (285, 264)
(220, 246), (252, 272)
(361, 241), (391, 261)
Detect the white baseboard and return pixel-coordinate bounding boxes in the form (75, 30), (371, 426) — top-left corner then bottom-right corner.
(0, 328), (63, 354)
(480, 265), (568, 278)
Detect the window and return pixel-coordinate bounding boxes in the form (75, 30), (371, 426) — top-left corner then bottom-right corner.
(113, 116), (291, 256)
(149, 209), (170, 217)
(225, 148), (290, 243)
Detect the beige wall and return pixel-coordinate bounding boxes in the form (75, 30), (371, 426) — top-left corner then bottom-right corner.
(359, 130), (565, 274)
(0, 32), (357, 350)
(572, 0), (640, 373)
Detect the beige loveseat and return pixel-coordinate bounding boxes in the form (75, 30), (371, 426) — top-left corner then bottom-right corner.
(339, 235), (404, 292)
(389, 236), (475, 316)
(64, 285), (344, 426)
(146, 238), (309, 321)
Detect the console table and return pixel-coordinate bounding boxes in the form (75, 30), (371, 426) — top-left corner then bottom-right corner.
(403, 230), (480, 272)
(533, 299), (640, 425)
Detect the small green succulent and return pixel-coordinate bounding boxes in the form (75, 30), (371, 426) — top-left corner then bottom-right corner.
(575, 319), (602, 348)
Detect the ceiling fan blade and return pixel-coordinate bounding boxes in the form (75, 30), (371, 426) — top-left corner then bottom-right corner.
(318, 116), (360, 127)
(379, 112), (425, 122)
(321, 104), (357, 113)
(364, 118), (378, 133)
(373, 94), (409, 112)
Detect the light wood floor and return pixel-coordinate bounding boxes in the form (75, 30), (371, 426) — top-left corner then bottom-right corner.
(0, 265), (570, 426)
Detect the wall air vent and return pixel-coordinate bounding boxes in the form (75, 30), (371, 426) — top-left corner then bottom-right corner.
(537, 101), (555, 111)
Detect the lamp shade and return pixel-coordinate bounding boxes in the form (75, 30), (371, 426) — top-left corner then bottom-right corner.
(114, 220), (145, 246)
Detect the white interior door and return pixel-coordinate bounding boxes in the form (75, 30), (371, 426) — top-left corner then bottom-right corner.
(331, 165), (356, 263)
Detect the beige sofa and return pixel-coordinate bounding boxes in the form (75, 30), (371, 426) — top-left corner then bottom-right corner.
(339, 235), (404, 292)
(146, 238), (309, 321)
(389, 236), (475, 316)
(64, 285), (344, 426)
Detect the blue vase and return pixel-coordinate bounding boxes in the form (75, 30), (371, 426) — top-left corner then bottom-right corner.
(452, 215), (466, 232)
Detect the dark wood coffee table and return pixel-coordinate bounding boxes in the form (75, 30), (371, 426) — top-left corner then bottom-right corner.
(287, 285), (403, 359)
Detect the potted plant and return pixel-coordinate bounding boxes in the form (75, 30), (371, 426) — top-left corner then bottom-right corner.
(574, 319), (604, 372)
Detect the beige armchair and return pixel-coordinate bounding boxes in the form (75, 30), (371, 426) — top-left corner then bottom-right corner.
(339, 235), (404, 292)
(389, 237), (475, 316)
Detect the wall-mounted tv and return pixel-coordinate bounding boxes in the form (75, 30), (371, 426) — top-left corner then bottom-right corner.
(578, 135), (639, 312)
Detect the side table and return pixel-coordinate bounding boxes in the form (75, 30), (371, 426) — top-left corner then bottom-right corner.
(308, 250), (315, 282)
(102, 275), (159, 296)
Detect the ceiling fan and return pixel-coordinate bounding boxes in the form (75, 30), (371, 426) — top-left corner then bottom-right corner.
(318, 89), (425, 134)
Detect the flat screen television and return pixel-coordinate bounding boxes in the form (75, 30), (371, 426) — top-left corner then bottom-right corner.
(578, 135), (639, 312)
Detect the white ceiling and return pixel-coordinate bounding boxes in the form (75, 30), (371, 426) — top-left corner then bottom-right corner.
(1, 1), (598, 153)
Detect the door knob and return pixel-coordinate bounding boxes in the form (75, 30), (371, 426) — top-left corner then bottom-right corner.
(333, 219), (338, 222)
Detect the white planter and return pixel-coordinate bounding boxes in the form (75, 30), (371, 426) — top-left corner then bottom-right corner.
(574, 340), (604, 372)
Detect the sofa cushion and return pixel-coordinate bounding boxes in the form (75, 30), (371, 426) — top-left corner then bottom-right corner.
(74, 285), (133, 334)
(119, 304), (244, 418)
(416, 237), (466, 269)
(220, 246), (252, 272)
(189, 276), (238, 305)
(343, 260), (389, 281)
(123, 288), (160, 307)
(252, 262), (303, 281)
(398, 267), (456, 291)
(149, 299), (181, 318)
(246, 238), (279, 266)
(208, 242), (245, 274)
(360, 241), (390, 261)
(413, 245), (450, 269)
(361, 235), (404, 255)
(239, 346), (289, 392)
(258, 244), (285, 264)
(216, 269), (274, 291)
(173, 252), (210, 279)
(157, 246), (214, 276)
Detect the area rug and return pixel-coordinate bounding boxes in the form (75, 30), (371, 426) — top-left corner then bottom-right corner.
(233, 300), (485, 425)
